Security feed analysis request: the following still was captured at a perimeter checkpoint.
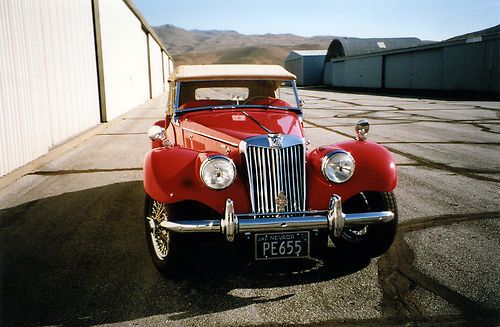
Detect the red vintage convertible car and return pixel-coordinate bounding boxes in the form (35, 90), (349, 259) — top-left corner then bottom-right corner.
(144, 64), (398, 274)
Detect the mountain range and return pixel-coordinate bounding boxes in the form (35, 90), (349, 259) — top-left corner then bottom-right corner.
(153, 24), (335, 66)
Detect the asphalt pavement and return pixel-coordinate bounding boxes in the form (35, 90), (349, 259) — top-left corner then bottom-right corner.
(0, 90), (499, 326)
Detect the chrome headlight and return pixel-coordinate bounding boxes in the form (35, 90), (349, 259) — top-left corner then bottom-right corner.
(321, 150), (355, 183)
(200, 156), (236, 190)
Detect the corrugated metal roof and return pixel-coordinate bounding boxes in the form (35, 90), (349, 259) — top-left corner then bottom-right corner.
(285, 50), (327, 61)
(328, 25), (500, 62)
(325, 37), (424, 61)
(446, 24), (500, 41)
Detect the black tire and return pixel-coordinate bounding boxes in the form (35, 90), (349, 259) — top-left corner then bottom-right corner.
(144, 195), (185, 276)
(333, 192), (398, 258)
(310, 230), (330, 258)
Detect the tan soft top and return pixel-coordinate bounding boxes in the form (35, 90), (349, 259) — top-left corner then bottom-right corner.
(171, 64), (296, 82)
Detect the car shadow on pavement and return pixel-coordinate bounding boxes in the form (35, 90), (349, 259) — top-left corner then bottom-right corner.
(0, 181), (369, 326)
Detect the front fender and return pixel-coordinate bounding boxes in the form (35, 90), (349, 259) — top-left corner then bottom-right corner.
(143, 146), (250, 214)
(306, 140), (397, 210)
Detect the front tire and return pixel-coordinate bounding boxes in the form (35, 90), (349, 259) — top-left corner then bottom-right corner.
(333, 192), (398, 258)
(144, 195), (183, 275)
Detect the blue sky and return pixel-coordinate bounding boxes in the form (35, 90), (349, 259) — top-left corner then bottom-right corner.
(133, 0), (500, 41)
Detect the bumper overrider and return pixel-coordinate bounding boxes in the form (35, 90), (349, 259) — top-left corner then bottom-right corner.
(160, 195), (394, 242)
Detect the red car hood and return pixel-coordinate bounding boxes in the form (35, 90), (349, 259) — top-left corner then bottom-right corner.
(179, 109), (304, 142)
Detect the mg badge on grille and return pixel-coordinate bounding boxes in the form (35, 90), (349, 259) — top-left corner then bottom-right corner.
(276, 191), (288, 212)
(269, 134), (283, 148)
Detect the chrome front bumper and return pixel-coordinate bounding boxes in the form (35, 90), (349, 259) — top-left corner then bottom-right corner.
(160, 195), (394, 242)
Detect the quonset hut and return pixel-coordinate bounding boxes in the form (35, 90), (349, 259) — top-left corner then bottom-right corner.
(323, 25), (500, 96)
(323, 37), (425, 86)
(285, 50), (327, 86)
(325, 37), (424, 61)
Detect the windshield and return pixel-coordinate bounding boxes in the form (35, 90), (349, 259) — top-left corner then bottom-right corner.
(174, 80), (300, 113)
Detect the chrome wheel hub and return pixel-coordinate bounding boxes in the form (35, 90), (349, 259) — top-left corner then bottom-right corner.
(341, 225), (368, 243)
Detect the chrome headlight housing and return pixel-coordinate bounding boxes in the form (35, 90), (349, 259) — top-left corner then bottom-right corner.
(321, 150), (355, 183)
(200, 155), (236, 190)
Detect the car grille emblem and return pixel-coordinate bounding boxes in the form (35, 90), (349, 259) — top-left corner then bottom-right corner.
(275, 191), (288, 212)
(269, 134), (283, 148)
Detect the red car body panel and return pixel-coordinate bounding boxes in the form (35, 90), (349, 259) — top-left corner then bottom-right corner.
(178, 109), (303, 143)
(306, 141), (397, 210)
(143, 146), (251, 213)
(143, 109), (397, 214)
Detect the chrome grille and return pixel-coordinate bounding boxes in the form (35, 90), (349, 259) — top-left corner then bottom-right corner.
(245, 140), (306, 214)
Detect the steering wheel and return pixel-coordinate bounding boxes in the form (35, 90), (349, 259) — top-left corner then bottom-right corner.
(243, 96), (278, 105)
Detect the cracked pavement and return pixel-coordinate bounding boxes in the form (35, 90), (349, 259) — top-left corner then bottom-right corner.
(0, 90), (499, 326)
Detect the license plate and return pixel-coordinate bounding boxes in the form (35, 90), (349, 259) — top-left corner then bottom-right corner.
(255, 231), (309, 260)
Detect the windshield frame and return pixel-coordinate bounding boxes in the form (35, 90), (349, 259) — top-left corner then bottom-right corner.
(173, 80), (302, 118)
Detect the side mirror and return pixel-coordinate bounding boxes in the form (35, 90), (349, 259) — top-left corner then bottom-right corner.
(355, 119), (370, 141)
(148, 125), (165, 141)
(148, 125), (172, 147)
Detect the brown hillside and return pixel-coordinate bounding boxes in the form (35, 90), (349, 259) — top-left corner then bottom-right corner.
(153, 24), (335, 66)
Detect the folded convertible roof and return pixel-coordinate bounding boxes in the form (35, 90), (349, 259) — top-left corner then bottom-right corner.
(171, 64), (296, 82)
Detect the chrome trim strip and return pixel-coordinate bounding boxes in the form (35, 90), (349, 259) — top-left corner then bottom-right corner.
(182, 127), (239, 147)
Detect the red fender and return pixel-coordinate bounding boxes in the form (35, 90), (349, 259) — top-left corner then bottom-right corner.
(143, 146), (251, 214)
(306, 140), (397, 210)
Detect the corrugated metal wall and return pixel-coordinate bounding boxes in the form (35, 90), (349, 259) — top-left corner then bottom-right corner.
(344, 57), (382, 88)
(149, 34), (164, 97)
(324, 35), (500, 94)
(162, 52), (171, 81)
(162, 52), (173, 105)
(323, 62), (333, 85)
(443, 42), (486, 91)
(486, 39), (500, 91)
(384, 54), (412, 89)
(1, 0), (173, 177)
(0, 0), (100, 177)
(410, 49), (442, 89)
(98, 0), (150, 121)
(284, 58), (303, 85)
(302, 56), (326, 86)
(331, 61), (345, 87)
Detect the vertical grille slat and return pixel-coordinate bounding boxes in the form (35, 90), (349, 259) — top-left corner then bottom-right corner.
(285, 147), (293, 212)
(291, 146), (299, 211)
(263, 148), (269, 213)
(270, 148), (276, 212)
(245, 141), (305, 215)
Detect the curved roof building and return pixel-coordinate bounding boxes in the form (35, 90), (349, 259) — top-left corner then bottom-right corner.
(325, 37), (424, 61)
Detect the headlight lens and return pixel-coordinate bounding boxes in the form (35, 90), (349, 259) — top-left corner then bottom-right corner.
(321, 150), (355, 183)
(200, 156), (236, 189)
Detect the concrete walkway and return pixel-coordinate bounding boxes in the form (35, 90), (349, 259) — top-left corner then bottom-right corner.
(0, 96), (165, 209)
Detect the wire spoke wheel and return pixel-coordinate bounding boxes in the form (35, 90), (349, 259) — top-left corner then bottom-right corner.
(147, 200), (170, 259)
(144, 195), (182, 275)
(334, 192), (398, 258)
